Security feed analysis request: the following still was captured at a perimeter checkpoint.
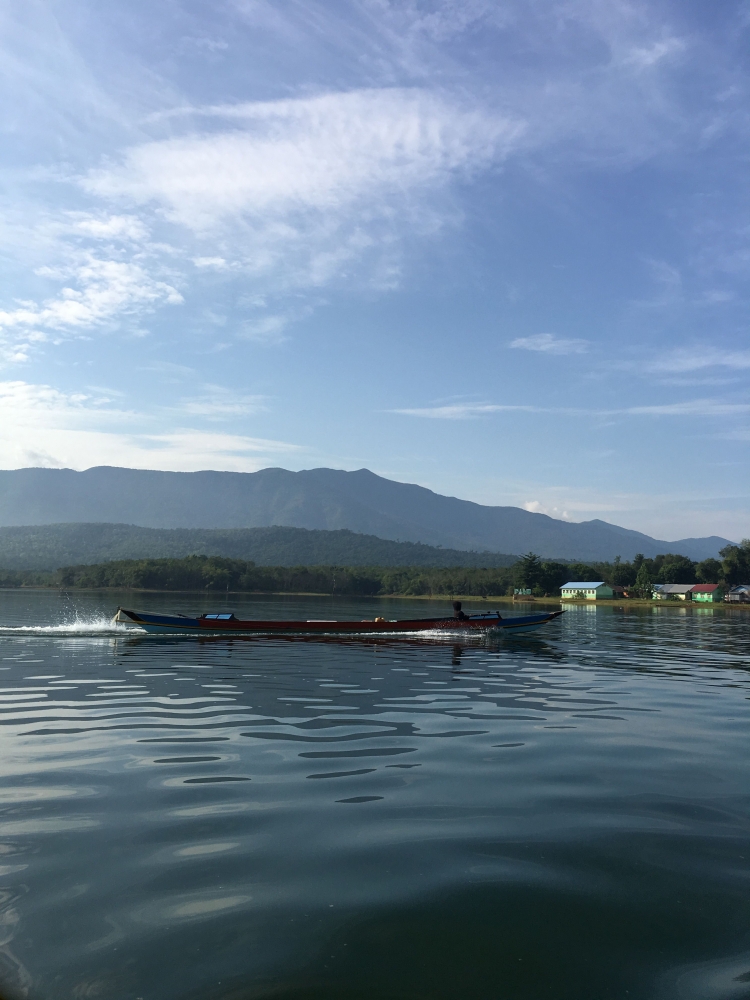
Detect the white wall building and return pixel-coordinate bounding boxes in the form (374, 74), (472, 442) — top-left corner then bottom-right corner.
(560, 582), (615, 600)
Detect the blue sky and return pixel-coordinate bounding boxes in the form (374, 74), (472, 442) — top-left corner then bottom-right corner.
(1, 0), (748, 540)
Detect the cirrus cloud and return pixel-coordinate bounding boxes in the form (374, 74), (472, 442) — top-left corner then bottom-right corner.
(648, 346), (750, 373)
(84, 89), (525, 231)
(509, 333), (589, 355)
(390, 398), (750, 419)
(388, 403), (536, 419)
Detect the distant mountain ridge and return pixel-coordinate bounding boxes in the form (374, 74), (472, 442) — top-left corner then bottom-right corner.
(0, 523), (518, 572)
(0, 466), (734, 562)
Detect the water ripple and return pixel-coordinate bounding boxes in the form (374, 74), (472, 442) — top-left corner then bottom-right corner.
(0, 593), (747, 1000)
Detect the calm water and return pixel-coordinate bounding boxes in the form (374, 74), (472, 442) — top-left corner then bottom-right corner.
(0, 591), (748, 1000)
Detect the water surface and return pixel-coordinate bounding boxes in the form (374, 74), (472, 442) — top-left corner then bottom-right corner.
(0, 591), (748, 1000)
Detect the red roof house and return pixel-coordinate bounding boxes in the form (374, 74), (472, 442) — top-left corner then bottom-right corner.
(690, 584), (725, 603)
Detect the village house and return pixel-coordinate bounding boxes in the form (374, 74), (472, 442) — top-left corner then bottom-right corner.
(560, 582), (621, 600)
(690, 584), (725, 603)
(725, 585), (750, 603)
(652, 584), (694, 600)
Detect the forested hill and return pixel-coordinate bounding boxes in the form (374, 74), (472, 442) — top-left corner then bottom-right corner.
(4, 544), (745, 594)
(0, 523), (518, 572)
(50, 544), (748, 595)
(0, 466), (734, 561)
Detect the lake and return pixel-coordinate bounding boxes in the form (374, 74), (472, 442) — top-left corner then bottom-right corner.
(0, 590), (748, 1000)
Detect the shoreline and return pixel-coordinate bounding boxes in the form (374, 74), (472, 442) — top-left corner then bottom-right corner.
(0, 587), (745, 609)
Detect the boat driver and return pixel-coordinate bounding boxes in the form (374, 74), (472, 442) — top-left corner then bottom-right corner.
(452, 601), (468, 620)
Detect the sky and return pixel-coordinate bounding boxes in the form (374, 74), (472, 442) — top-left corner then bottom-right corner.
(1, 0), (749, 541)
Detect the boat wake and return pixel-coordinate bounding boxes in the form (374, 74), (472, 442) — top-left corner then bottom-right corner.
(0, 618), (145, 636)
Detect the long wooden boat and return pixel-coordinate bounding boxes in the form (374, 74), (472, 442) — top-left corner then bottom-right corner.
(113, 607), (564, 635)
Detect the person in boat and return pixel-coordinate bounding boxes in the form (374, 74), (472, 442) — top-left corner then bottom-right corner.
(452, 601), (502, 621)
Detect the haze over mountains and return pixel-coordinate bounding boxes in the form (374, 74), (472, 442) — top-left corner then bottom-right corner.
(0, 466), (734, 563)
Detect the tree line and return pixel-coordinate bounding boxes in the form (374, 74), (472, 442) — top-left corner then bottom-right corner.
(512, 541), (750, 597)
(1, 542), (747, 596)
(55, 557), (518, 596)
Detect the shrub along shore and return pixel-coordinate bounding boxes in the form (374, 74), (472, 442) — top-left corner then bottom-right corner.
(0, 542), (747, 597)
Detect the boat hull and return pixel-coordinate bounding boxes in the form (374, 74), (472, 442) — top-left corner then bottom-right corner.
(114, 608), (564, 635)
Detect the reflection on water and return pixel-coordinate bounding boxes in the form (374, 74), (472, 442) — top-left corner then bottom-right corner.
(0, 590), (748, 999)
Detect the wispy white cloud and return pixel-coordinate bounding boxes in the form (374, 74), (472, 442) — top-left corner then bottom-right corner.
(179, 36), (229, 54)
(655, 376), (739, 387)
(239, 314), (295, 344)
(85, 90), (523, 230)
(389, 403), (536, 419)
(626, 399), (750, 417)
(71, 214), (149, 241)
(623, 37), (686, 71)
(0, 212), (182, 363)
(0, 379), (131, 426)
(391, 398), (750, 419)
(523, 500), (573, 520)
(138, 360), (195, 378)
(0, 329), (47, 367)
(648, 347), (750, 373)
(193, 257), (230, 270)
(0, 253), (182, 366)
(509, 333), (589, 355)
(124, 431), (300, 471)
(30, 257), (181, 328)
(179, 385), (268, 418)
(0, 380), (301, 472)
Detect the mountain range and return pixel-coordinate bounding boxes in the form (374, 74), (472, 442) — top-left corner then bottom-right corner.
(0, 466), (734, 563)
